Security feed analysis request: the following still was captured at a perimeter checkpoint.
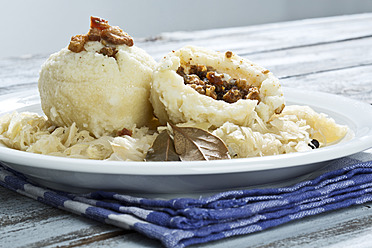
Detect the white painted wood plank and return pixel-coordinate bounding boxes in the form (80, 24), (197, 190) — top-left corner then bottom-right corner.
(281, 65), (372, 103)
(245, 37), (372, 78)
(153, 13), (372, 42)
(137, 13), (372, 60)
(57, 232), (162, 248)
(0, 56), (45, 86)
(0, 187), (127, 248)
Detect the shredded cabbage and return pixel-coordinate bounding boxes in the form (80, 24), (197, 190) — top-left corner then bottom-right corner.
(212, 105), (348, 158)
(0, 105), (348, 161)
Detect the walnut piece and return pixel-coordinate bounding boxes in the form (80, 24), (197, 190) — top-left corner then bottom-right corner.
(99, 46), (118, 57)
(68, 35), (88, 53)
(101, 26), (134, 46)
(246, 87), (260, 101)
(68, 16), (134, 54)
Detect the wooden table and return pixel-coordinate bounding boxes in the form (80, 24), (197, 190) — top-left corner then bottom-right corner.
(1, 13), (372, 247)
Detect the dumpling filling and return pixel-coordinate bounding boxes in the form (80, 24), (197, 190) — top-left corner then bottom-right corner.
(177, 63), (261, 104)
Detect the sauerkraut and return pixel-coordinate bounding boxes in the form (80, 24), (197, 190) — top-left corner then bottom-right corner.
(0, 112), (157, 161)
(0, 103), (349, 161)
(109, 127), (158, 161)
(212, 105), (348, 158)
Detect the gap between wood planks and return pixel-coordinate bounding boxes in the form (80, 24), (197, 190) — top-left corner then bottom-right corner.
(55, 230), (133, 248)
(255, 212), (372, 248)
(139, 14), (372, 43)
(239, 34), (372, 57)
(0, 82), (38, 94)
(279, 62), (372, 80)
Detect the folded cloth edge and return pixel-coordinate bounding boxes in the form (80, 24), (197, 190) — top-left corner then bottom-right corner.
(1, 158), (372, 248)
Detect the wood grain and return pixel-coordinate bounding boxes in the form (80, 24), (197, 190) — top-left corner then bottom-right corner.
(282, 65), (372, 102)
(0, 187), (133, 248)
(1, 13), (372, 248)
(137, 13), (372, 60)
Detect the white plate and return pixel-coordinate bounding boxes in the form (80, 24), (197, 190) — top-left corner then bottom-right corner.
(0, 88), (372, 194)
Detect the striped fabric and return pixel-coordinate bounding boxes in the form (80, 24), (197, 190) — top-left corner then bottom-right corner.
(1, 152), (372, 248)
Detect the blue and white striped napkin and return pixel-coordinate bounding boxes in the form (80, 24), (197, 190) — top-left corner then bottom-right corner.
(1, 150), (372, 248)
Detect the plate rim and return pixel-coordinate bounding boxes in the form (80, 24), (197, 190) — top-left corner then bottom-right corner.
(1, 88), (372, 176)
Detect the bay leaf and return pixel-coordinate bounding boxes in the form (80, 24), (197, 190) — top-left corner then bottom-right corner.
(145, 131), (180, 161)
(170, 124), (230, 161)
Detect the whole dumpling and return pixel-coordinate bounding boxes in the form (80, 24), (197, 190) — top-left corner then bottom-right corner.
(38, 17), (157, 137)
(150, 45), (285, 128)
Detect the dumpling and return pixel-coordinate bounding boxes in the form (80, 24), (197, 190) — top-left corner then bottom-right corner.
(38, 17), (157, 137)
(150, 45), (285, 128)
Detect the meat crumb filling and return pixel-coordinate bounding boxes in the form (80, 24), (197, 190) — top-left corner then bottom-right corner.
(68, 16), (133, 58)
(176, 64), (261, 104)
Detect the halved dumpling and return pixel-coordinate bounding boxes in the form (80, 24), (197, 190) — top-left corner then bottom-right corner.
(150, 45), (285, 128)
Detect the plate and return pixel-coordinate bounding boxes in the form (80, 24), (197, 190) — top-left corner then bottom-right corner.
(1, 88), (372, 194)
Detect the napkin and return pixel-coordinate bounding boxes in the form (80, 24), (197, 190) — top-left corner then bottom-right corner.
(1, 151), (372, 248)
